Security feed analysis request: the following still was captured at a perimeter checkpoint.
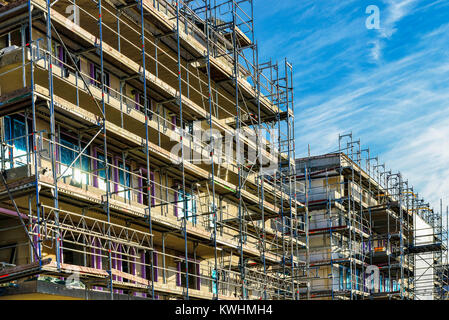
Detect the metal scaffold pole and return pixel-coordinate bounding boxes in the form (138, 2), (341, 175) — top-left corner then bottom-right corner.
(97, 0), (114, 299)
(226, 0), (246, 299)
(284, 60), (294, 300)
(28, 0), (42, 266)
(204, 0), (219, 300)
(304, 161), (310, 300)
(175, 0), (190, 300)
(398, 173), (404, 300)
(139, 0), (155, 300)
(45, 0), (61, 272)
(255, 43), (267, 300)
(442, 206), (449, 300)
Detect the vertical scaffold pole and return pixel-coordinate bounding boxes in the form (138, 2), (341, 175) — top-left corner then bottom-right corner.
(274, 61), (286, 299)
(28, 0), (42, 265)
(97, 0), (114, 299)
(255, 43), (267, 300)
(139, 0), (155, 299)
(305, 161), (311, 300)
(45, 0), (61, 271)
(399, 173), (404, 300)
(285, 60), (295, 300)
(228, 0), (246, 300)
(204, 0), (219, 300)
(175, 0), (190, 300)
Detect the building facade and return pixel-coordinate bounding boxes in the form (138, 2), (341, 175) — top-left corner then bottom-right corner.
(296, 138), (447, 300)
(0, 0), (306, 300)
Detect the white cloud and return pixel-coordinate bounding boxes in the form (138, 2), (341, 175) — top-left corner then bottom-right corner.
(294, 27), (449, 209)
(255, 0), (449, 209)
(380, 0), (417, 38)
(382, 121), (449, 208)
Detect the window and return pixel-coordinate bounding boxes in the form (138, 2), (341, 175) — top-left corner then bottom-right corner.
(144, 252), (158, 282)
(10, 29), (21, 47)
(0, 29), (22, 50)
(345, 268), (351, 290)
(94, 65), (110, 92)
(67, 55), (80, 72)
(179, 261), (198, 290)
(137, 173), (143, 204)
(62, 242), (83, 266)
(339, 266), (344, 291)
(51, 41), (64, 66)
(209, 204), (217, 229)
(139, 169), (155, 206)
(118, 161), (131, 200)
(284, 217), (291, 234)
(150, 172), (155, 207)
(0, 34), (7, 49)
(177, 190), (197, 224)
(171, 115), (177, 130)
(88, 62), (110, 92)
(122, 256), (129, 275)
(212, 269), (218, 294)
(59, 136), (89, 185)
(4, 115), (29, 168)
(379, 274), (383, 292)
(0, 243), (17, 265)
(131, 90), (141, 111)
(97, 153), (112, 192)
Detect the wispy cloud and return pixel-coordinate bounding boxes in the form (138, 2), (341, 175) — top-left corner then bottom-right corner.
(255, 0), (449, 209)
(383, 119), (449, 207)
(380, 0), (418, 38)
(366, 0), (418, 62)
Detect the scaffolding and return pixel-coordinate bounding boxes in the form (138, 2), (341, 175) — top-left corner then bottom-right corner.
(0, 0), (308, 300)
(296, 134), (447, 300)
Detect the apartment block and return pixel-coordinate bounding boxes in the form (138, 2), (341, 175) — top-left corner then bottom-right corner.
(296, 135), (447, 300)
(0, 0), (307, 300)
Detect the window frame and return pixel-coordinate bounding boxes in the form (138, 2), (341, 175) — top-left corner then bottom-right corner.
(58, 134), (90, 186)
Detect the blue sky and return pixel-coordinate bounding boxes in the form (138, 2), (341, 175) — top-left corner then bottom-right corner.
(254, 0), (449, 210)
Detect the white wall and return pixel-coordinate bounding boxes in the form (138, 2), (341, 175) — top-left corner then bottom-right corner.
(414, 214), (435, 300)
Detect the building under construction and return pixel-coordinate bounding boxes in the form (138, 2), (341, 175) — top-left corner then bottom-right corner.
(0, 0), (446, 301)
(296, 134), (448, 300)
(0, 0), (307, 299)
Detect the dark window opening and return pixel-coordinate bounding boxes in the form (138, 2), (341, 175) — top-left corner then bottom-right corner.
(180, 261), (198, 290)
(0, 28), (23, 50)
(9, 29), (21, 47)
(94, 65), (110, 93)
(0, 34), (7, 49)
(122, 257), (129, 275)
(145, 251), (153, 281)
(0, 242), (17, 265)
(62, 242), (84, 266)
